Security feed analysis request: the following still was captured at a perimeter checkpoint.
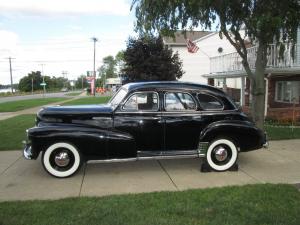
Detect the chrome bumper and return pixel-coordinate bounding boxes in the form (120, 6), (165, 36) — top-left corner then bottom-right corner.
(262, 132), (268, 148)
(23, 140), (33, 160)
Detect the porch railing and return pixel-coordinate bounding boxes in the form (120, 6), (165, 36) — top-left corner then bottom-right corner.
(210, 44), (300, 74)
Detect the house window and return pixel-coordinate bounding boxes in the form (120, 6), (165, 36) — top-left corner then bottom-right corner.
(275, 81), (300, 103)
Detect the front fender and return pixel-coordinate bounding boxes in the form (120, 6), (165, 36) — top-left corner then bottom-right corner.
(200, 120), (266, 151)
(26, 123), (135, 160)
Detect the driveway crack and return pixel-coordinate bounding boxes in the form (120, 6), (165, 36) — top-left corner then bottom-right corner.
(0, 154), (22, 176)
(157, 160), (179, 191)
(239, 167), (263, 183)
(78, 163), (87, 197)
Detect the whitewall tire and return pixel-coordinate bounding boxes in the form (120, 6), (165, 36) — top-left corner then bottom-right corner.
(206, 139), (238, 171)
(42, 142), (82, 178)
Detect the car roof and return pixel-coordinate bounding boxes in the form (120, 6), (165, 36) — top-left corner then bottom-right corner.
(122, 81), (225, 94)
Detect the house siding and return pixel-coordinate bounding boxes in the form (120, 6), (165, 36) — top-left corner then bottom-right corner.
(168, 33), (237, 85)
(297, 28), (300, 65)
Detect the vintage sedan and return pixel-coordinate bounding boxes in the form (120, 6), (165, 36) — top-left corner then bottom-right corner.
(23, 81), (267, 178)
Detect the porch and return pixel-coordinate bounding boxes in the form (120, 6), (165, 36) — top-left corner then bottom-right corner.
(209, 44), (300, 76)
(204, 44), (300, 122)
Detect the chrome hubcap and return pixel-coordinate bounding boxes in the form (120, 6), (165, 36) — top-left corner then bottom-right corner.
(54, 151), (70, 167)
(214, 146), (228, 162)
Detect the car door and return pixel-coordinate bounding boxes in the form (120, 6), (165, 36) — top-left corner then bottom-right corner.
(162, 91), (205, 151)
(112, 91), (164, 158)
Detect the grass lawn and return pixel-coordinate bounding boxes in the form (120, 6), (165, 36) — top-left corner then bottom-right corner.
(265, 125), (300, 140)
(0, 97), (67, 112)
(0, 184), (299, 225)
(0, 113), (300, 150)
(0, 114), (36, 150)
(62, 96), (111, 105)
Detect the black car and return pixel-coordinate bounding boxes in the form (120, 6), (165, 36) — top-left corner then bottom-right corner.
(23, 81), (267, 178)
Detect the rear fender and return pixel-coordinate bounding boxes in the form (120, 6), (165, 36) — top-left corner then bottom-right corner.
(199, 120), (265, 151)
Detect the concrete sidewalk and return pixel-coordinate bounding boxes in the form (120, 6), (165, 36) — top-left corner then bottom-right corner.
(0, 139), (299, 201)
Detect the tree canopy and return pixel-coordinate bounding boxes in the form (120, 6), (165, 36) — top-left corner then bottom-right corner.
(98, 55), (118, 81)
(75, 75), (89, 89)
(18, 71), (68, 92)
(18, 71), (43, 92)
(122, 35), (184, 83)
(132, 0), (300, 128)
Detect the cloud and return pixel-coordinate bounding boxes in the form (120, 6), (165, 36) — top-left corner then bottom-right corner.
(67, 25), (83, 31)
(0, 31), (130, 84)
(0, 0), (130, 17)
(0, 30), (19, 53)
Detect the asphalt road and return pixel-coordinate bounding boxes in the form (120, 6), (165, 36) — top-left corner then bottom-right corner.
(0, 91), (80, 103)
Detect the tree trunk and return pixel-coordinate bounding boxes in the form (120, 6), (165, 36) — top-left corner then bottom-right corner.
(250, 43), (267, 130)
(250, 77), (265, 129)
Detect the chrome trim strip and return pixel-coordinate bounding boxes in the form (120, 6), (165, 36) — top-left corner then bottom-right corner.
(87, 154), (205, 164)
(138, 150), (199, 156)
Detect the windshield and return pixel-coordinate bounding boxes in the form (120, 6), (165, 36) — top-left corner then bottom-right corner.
(109, 88), (128, 108)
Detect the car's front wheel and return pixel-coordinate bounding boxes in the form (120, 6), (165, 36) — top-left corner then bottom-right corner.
(42, 142), (82, 178)
(206, 138), (238, 171)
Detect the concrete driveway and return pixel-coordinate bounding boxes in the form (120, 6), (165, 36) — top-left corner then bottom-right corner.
(0, 139), (299, 201)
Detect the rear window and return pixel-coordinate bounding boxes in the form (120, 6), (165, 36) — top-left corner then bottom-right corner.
(198, 93), (223, 110)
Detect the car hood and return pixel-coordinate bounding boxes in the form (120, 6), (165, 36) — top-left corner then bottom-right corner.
(37, 104), (113, 121)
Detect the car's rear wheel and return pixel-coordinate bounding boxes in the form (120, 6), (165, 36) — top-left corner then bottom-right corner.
(42, 142), (82, 178)
(206, 138), (238, 171)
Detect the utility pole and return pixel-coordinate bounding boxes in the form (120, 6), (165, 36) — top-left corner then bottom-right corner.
(39, 64), (46, 97)
(91, 37), (98, 96)
(62, 71), (68, 88)
(6, 57), (15, 94)
(31, 78), (34, 95)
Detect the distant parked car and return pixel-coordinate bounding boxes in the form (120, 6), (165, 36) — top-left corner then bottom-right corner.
(61, 87), (69, 92)
(23, 81), (267, 178)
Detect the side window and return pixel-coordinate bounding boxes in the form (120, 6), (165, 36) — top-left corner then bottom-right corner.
(123, 92), (158, 111)
(165, 92), (196, 111)
(198, 93), (223, 110)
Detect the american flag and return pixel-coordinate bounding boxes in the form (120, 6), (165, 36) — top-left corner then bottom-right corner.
(186, 39), (199, 53)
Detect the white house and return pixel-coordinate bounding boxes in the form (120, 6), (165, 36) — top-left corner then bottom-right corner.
(163, 31), (238, 88)
(164, 29), (300, 121)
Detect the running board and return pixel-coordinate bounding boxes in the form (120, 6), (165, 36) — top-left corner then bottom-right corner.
(87, 153), (205, 164)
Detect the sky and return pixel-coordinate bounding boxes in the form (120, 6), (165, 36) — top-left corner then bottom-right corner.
(0, 0), (136, 85)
